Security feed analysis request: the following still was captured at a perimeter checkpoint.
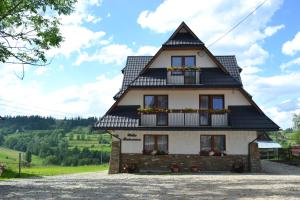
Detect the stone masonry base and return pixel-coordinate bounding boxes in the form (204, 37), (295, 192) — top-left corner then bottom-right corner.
(121, 154), (249, 172)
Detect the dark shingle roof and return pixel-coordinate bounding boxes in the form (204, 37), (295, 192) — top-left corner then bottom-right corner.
(163, 39), (204, 47)
(229, 106), (280, 130)
(128, 68), (241, 87)
(95, 106), (139, 128)
(114, 56), (152, 99)
(215, 56), (241, 82)
(114, 55), (242, 99)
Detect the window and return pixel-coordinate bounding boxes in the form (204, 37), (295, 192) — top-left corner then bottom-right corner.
(171, 56), (196, 75)
(200, 135), (226, 156)
(144, 135), (168, 154)
(212, 96), (224, 110)
(199, 95), (225, 125)
(144, 95), (168, 126)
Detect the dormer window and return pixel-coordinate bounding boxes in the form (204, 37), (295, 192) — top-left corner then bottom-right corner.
(171, 56), (195, 75)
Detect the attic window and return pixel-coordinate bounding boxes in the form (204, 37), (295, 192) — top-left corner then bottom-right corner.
(171, 56), (195, 75)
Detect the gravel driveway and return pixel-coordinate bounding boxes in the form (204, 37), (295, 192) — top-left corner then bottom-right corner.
(1, 162), (300, 200)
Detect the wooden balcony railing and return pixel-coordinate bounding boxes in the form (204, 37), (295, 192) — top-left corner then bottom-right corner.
(140, 112), (228, 127)
(167, 71), (200, 85)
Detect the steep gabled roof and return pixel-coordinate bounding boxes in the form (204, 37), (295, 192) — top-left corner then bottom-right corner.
(139, 22), (230, 75)
(114, 56), (152, 99)
(163, 22), (204, 47)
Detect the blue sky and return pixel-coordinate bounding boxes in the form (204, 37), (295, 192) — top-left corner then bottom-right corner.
(0, 0), (300, 129)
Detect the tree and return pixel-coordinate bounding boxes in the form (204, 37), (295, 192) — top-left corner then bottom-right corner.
(0, 0), (76, 66)
(293, 114), (300, 131)
(0, 134), (4, 145)
(25, 151), (32, 164)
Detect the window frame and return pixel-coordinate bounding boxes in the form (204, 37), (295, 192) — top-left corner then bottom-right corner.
(199, 95), (225, 126)
(143, 134), (169, 155)
(143, 95), (169, 126)
(200, 135), (226, 155)
(171, 55), (196, 76)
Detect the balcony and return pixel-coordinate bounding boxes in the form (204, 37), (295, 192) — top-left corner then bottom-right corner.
(140, 112), (228, 127)
(167, 70), (200, 85)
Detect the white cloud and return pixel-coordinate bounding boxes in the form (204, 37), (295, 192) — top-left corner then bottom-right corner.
(264, 24), (285, 36)
(135, 46), (159, 55)
(282, 32), (300, 56)
(46, 0), (106, 58)
(242, 66), (262, 75)
(238, 44), (269, 66)
(74, 45), (159, 66)
(0, 63), (122, 118)
(35, 67), (51, 76)
(242, 69), (300, 129)
(47, 24), (106, 58)
(137, 0), (283, 48)
(280, 57), (300, 71)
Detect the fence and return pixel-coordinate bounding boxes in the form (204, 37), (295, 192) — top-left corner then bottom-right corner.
(0, 152), (110, 178)
(260, 148), (300, 165)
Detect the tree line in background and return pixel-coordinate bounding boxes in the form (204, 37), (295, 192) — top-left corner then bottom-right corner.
(269, 114), (300, 148)
(0, 116), (111, 166)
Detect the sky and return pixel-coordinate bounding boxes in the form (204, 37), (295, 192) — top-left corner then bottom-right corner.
(0, 0), (300, 129)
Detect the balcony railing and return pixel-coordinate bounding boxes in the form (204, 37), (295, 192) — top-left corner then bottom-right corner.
(167, 71), (200, 85)
(140, 112), (228, 127)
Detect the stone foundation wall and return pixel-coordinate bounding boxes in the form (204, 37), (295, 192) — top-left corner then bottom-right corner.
(121, 154), (249, 172)
(249, 143), (262, 172)
(108, 141), (121, 174)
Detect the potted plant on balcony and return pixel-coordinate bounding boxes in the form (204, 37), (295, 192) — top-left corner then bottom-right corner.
(170, 164), (180, 173)
(191, 165), (199, 172)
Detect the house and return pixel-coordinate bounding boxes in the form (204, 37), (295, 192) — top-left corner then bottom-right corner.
(94, 22), (280, 173)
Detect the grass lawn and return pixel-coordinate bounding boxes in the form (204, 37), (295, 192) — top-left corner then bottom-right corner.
(0, 147), (109, 180)
(0, 164), (109, 180)
(0, 147), (43, 167)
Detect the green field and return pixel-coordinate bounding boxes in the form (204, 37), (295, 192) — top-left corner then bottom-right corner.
(0, 147), (108, 180)
(66, 132), (111, 152)
(0, 147), (43, 168)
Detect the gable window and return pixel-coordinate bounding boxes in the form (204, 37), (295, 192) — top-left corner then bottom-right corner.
(199, 95), (225, 125)
(144, 135), (168, 155)
(200, 135), (226, 156)
(171, 56), (196, 75)
(144, 95), (168, 126)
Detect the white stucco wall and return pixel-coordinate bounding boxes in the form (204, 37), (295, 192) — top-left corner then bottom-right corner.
(118, 89), (250, 109)
(113, 131), (257, 155)
(150, 50), (217, 68)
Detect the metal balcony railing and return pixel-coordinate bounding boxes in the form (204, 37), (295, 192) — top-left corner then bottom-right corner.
(167, 71), (200, 85)
(140, 112), (228, 127)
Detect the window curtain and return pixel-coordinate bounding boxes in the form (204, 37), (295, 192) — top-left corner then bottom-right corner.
(144, 135), (155, 151)
(157, 135), (168, 153)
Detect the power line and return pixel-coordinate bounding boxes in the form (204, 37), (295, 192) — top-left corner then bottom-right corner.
(208, 0), (269, 47)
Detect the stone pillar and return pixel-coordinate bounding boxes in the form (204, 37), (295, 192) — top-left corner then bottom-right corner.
(249, 142), (261, 172)
(109, 140), (121, 174)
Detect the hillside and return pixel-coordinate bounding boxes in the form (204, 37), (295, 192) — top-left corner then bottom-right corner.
(0, 116), (111, 167)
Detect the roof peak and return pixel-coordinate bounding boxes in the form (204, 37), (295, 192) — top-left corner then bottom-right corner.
(163, 22), (204, 47)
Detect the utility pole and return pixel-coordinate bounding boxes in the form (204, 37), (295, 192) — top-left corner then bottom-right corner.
(100, 151), (103, 165)
(18, 153), (21, 177)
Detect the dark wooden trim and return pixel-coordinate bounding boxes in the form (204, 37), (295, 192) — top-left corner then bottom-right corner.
(200, 135), (226, 152)
(143, 134), (169, 155)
